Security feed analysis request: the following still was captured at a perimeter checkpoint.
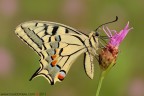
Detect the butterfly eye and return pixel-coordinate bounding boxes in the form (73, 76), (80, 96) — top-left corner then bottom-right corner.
(95, 32), (99, 36)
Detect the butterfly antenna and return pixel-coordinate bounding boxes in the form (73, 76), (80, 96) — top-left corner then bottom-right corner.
(95, 16), (118, 32)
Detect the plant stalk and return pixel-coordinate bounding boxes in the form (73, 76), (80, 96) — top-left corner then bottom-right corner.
(96, 61), (115, 96)
(96, 71), (105, 96)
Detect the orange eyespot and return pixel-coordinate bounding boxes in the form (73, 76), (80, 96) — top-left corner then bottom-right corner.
(51, 60), (57, 67)
(58, 71), (66, 81)
(51, 55), (57, 60)
(58, 73), (65, 80)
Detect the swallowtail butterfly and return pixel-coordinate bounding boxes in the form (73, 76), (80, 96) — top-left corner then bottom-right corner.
(15, 17), (118, 85)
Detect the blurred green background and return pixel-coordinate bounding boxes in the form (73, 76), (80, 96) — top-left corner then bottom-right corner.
(0, 0), (143, 96)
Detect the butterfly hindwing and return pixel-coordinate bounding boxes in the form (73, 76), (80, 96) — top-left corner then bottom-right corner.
(38, 46), (86, 84)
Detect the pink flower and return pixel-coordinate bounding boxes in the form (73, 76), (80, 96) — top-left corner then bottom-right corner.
(103, 22), (133, 47)
(99, 22), (133, 70)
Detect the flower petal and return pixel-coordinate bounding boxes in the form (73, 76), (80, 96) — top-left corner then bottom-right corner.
(108, 22), (133, 47)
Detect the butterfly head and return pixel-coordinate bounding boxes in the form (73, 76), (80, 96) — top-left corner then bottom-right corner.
(95, 31), (100, 37)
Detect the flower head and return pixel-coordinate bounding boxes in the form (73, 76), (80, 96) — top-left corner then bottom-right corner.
(99, 22), (133, 70)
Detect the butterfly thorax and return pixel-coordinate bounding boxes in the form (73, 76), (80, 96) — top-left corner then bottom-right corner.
(86, 32), (99, 56)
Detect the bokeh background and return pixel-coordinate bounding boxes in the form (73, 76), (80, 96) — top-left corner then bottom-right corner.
(0, 0), (143, 96)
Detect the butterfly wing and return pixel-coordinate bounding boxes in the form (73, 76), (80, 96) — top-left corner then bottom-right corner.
(15, 21), (89, 84)
(84, 52), (94, 79)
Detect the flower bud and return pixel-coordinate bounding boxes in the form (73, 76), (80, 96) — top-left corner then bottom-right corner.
(99, 45), (118, 70)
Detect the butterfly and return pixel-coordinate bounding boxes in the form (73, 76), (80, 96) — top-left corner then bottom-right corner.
(15, 17), (118, 85)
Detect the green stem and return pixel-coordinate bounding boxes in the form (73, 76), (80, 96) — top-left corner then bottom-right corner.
(96, 61), (115, 96)
(96, 71), (105, 96)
